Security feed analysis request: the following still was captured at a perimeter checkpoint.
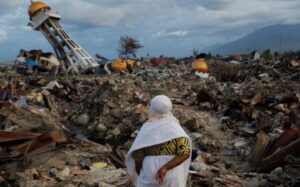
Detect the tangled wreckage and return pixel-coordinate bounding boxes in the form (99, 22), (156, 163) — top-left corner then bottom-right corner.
(1, 50), (300, 186)
(0, 1), (300, 187)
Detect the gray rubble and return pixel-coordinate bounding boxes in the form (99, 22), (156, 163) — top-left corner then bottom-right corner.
(0, 51), (300, 187)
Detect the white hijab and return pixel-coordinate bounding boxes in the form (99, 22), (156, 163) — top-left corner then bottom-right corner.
(149, 95), (173, 116)
(125, 95), (192, 182)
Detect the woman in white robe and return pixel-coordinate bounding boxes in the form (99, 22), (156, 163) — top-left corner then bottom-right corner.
(125, 95), (192, 187)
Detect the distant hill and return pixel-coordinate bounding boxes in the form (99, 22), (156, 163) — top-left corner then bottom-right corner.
(204, 24), (300, 55)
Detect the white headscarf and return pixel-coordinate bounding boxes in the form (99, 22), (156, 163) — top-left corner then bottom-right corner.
(125, 95), (192, 185)
(150, 95), (173, 117)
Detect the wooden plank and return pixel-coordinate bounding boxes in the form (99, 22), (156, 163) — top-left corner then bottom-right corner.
(10, 131), (66, 154)
(268, 127), (300, 155)
(0, 131), (41, 143)
(257, 138), (300, 172)
(49, 131), (67, 143)
(249, 131), (272, 171)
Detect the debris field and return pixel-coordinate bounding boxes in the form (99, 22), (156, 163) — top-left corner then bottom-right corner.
(0, 51), (300, 187)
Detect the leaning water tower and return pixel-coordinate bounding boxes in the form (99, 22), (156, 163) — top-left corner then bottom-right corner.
(28, 1), (98, 74)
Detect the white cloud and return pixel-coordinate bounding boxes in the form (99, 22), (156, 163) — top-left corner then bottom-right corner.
(153, 30), (188, 38)
(0, 0), (24, 7)
(169, 30), (188, 36)
(54, 0), (126, 27)
(0, 29), (7, 41)
(0, 0), (300, 59)
(197, 0), (237, 10)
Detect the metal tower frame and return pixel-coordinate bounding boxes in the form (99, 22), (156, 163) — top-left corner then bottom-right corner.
(28, 7), (98, 74)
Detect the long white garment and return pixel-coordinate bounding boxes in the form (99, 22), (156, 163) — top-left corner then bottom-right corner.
(125, 115), (192, 187)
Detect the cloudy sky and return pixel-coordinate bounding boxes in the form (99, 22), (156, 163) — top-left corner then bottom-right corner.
(0, 0), (299, 61)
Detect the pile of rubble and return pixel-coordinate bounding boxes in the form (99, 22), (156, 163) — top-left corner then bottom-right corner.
(0, 51), (299, 186)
